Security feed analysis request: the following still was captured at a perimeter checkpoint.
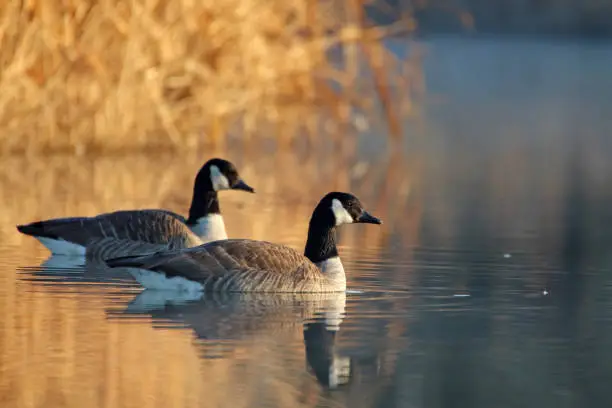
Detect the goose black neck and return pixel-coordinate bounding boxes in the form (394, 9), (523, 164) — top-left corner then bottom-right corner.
(304, 222), (338, 264)
(186, 190), (219, 224)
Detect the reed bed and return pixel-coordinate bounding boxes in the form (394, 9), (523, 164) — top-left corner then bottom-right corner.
(0, 0), (421, 154)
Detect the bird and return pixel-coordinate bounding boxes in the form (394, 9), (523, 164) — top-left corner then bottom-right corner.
(16, 158), (255, 256)
(105, 192), (381, 293)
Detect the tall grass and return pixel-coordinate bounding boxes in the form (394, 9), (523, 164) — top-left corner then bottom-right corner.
(0, 0), (421, 154)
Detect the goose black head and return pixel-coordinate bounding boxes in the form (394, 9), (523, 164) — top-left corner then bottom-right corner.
(195, 158), (255, 194)
(312, 192), (382, 228)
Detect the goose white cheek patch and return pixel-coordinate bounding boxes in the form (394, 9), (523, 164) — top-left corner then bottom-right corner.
(210, 165), (230, 191)
(331, 199), (353, 226)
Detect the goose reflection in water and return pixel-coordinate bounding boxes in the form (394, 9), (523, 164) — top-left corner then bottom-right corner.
(16, 255), (134, 286)
(303, 316), (352, 388)
(108, 290), (379, 390)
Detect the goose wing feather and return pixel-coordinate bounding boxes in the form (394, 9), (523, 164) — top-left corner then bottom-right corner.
(19, 210), (200, 247)
(85, 237), (182, 262)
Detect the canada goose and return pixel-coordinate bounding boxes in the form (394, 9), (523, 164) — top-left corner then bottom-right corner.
(16, 158), (254, 256)
(105, 192), (381, 293)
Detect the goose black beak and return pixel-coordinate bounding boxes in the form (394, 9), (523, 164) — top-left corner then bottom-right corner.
(357, 211), (382, 225)
(232, 179), (255, 193)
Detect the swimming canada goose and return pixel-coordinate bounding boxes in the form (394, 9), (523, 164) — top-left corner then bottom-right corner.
(16, 158), (254, 256)
(105, 192), (381, 293)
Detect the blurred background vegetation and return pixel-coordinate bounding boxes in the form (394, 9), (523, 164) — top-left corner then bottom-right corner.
(0, 0), (419, 154)
(3, 0), (609, 155)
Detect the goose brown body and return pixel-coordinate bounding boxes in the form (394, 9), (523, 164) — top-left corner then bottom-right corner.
(16, 158), (254, 256)
(108, 239), (339, 293)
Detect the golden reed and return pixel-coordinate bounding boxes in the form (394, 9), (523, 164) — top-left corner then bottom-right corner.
(0, 0), (421, 154)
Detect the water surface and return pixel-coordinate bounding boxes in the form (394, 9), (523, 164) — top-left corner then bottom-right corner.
(1, 37), (612, 408)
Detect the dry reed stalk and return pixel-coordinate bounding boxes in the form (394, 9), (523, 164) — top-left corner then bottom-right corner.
(0, 0), (419, 155)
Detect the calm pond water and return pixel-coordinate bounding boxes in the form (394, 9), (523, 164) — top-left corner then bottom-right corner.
(1, 37), (612, 408)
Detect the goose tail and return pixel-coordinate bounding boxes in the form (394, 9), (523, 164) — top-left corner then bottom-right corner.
(17, 221), (51, 238)
(104, 250), (205, 293)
